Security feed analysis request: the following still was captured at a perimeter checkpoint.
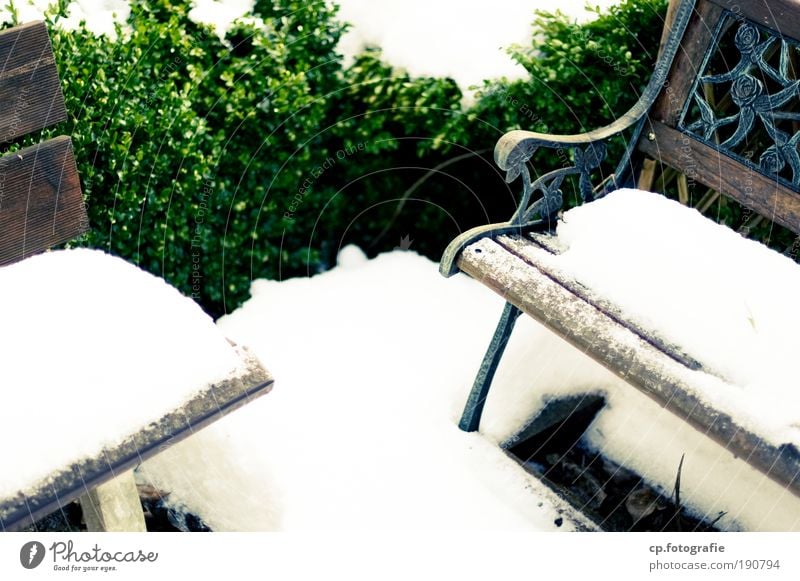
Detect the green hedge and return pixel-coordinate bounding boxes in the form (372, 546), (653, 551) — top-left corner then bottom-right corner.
(4, 0), (670, 316)
(439, 0), (669, 208)
(44, 0), (347, 317)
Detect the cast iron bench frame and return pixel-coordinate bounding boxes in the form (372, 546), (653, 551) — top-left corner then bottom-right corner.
(440, 0), (800, 504)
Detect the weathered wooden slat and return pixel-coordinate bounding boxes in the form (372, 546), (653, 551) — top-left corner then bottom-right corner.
(501, 234), (705, 373)
(638, 121), (800, 234)
(637, 157), (658, 191)
(0, 21), (67, 143)
(456, 236), (800, 498)
(0, 346), (274, 532)
(650, 0), (725, 127)
(707, 0), (800, 42)
(0, 136), (87, 266)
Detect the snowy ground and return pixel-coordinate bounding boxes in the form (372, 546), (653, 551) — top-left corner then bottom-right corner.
(138, 191), (800, 532)
(1, 0), (621, 91)
(137, 246), (591, 531)
(0, 249), (589, 533)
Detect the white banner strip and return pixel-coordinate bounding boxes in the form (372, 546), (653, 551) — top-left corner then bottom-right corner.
(1, 532), (798, 580)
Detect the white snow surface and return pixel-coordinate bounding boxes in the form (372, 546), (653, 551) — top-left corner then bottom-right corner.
(334, 0), (598, 91)
(138, 247), (588, 531)
(554, 189), (800, 443)
(140, 195), (800, 531)
(0, 249), (243, 500)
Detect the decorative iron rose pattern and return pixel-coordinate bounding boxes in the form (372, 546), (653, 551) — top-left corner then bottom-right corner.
(730, 74), (763, 107)
(734, 21), (759, 52)
(680, 16), (800, 187)
(506, 141), (609, 228)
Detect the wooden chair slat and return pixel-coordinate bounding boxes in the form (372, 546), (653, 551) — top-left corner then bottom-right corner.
(0, 135), (88, 267)
(0, 21), (67, 143)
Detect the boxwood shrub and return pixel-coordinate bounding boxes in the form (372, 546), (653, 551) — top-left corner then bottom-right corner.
(3, 0), (669, 316)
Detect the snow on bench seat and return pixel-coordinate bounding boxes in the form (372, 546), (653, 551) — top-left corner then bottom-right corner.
(521, 189), (800, 449)
(454, 189), (800, 530)
(135, 249), (599, 532)
(0, 249), (273, 529)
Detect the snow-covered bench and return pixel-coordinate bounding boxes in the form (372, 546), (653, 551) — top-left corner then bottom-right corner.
(440, 0), (800, 520)
(0, 21), (273, 532)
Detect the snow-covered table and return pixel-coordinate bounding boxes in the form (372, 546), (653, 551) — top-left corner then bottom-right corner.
(440, 0), (800, 526)
(0, 249), (273, 531)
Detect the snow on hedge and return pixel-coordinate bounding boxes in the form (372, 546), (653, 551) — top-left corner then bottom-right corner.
(334, 0), (619, 90)
(0, 249), (243, 500)
(1, 0), (620, 90)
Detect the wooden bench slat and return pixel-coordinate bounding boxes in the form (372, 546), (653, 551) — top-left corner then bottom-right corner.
(638, 121), (800, 235)
(650, 0), (724, 126)
(505, 233), (705, 372)
(0, 346), (274, 532)
(0, 135), (88, 266)
(0, 21), (67, 143)
(456, 236), (800, 498)
(707, 0), (800, 41)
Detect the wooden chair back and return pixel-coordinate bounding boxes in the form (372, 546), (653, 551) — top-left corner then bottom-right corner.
(0, 21), (87, 267)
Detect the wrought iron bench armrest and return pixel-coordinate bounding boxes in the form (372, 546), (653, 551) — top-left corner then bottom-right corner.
(440, 0), (698, 278)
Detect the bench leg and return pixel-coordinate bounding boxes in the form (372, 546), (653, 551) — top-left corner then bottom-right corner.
(637, 158), (657, 191)
(79, 470), (147, 532)
(459, 301), (522, 432)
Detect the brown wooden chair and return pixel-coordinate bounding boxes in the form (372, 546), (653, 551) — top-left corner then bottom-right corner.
(0, 21), (274, 532)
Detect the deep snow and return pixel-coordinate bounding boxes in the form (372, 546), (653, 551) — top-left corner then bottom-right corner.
(139, 191), (800, 531)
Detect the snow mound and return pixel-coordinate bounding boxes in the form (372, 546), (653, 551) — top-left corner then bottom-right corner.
(0, 249), (242, 499)
(336, 244), (368, 268)
(141, 232), (800, 531)
(138, 250), (588, 532)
